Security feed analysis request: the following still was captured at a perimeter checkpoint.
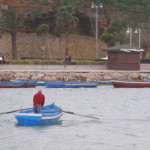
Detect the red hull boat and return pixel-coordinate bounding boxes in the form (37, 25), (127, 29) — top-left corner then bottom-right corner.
(0, 80), (36, 88)
(111, 80), (150, 88)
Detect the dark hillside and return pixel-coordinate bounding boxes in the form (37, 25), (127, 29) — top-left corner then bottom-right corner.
(0, 0), (149, 59)
(0, 0), (149, 33)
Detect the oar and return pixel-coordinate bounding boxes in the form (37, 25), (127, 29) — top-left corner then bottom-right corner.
(0, 107), (32, 115)
(62, 110), (99, 120)
(43, 107), (99, 120)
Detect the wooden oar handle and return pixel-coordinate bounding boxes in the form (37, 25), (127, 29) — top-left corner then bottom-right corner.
(63, 111), (74, 114)
(0, 107), (32, 115)
(42, 107), (100, 120)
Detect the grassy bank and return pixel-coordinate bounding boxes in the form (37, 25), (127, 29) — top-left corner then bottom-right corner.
(6, 58), (150, 65)
(9, 58), (107, 65)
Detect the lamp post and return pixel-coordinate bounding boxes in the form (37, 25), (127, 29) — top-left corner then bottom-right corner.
(126, 28), (132, 46)
(41, 45), (45, 59)
(134, 28), (141, 49)
(91, 2), (103, 59)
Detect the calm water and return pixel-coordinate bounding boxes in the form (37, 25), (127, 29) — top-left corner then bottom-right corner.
(1, 86), (150, 150)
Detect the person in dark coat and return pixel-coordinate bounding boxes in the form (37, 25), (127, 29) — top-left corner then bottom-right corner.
(33, 89), (45, 113)
(68, 56), (71, 64)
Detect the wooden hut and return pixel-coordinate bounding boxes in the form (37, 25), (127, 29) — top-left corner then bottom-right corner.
(103, 44), (144, 70)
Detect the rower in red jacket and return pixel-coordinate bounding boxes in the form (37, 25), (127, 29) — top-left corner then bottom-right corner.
(33, 89), (45, 113)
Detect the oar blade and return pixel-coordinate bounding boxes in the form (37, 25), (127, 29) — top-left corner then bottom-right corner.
(73, 113), (100, 120)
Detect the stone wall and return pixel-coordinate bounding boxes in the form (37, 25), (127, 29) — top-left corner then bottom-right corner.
(0, 32), (107, 59)
(0, 71), (149, 81)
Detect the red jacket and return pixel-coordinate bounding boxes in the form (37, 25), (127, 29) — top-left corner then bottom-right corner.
(33, 92), (45, 106)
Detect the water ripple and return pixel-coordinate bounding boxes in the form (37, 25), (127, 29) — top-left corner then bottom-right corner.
(1, 87), (150, 150)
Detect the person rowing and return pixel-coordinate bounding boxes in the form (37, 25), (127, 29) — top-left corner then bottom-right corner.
(33, 89), (45, 113)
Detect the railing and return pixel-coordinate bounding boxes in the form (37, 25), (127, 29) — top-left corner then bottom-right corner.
(0, 64), (107, 71)
(0, 64), (150, 72)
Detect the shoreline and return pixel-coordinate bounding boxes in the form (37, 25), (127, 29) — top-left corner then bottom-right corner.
(0, 71), (149, 82)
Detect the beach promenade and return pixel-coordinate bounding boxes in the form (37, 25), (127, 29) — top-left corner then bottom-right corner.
(0, 64), (150, 73)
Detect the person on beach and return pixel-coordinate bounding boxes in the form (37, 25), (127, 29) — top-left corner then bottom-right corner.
(33, 89), (45, 113)
(65, 55), (69, 63)
(0, 56), (2, 64)
(68, 56), (71, 64)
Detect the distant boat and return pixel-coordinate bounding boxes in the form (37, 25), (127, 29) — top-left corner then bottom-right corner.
(87, 79), (112, 85)
(45, 81), (98, 88)
(143, 78), (150, 81)
(36, 80), (46, 86)
(97, 80), (112, 85)
(10, 78), (27, 83)
(35, 80), (63, 86)
(0, 80), (36, 88)
(111, 80), (150, 88)
(99, 56), (108, 60)
(15, 103), (63, 126)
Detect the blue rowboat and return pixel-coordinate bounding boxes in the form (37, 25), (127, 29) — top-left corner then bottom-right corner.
(45, 81), (98, 88)
(0, 80), (36, 88)
(35, 80), (62, 86)
(63, 81), (98, 88)
(45, 81), (64, 88)
(15, 103), (63, 126)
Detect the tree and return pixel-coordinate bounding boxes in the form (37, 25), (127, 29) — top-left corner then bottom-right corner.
(140, 29), (150, 58)
(100, 18), (128, 46)
(56, 5), (79, 57)
(36, 24), (51, 59)
(0, 9), (24, 59)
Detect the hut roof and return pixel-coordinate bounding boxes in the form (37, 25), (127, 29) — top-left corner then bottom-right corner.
(103, 44), (143, 52)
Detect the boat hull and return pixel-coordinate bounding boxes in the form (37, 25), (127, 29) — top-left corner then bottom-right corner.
(45, 81), (98, 88)
(36, 80), (46, 86)
(15, 103), (63, 126)
(0, 80), (36, 88)
(15, 113), (42, 126)
(39, 113), (62, 125)
(46, 81), (64, 88)
(111, 80), (150, 88)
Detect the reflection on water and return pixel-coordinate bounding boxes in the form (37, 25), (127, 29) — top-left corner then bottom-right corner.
(1, 86), (150, 150)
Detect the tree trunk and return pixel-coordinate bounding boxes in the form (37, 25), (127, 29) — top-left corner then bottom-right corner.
(115, 41), (120, 46)
(46, 31), (52, 60)
(142, 44), (148, 59)
(65, 27), (69, 57)
(11, 30), (17, 59)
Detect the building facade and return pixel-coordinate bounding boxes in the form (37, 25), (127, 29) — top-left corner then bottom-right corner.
(104, 44), (144, 70)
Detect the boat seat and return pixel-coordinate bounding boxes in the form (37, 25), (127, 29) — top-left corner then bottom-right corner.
(41, 110), (56, 113)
